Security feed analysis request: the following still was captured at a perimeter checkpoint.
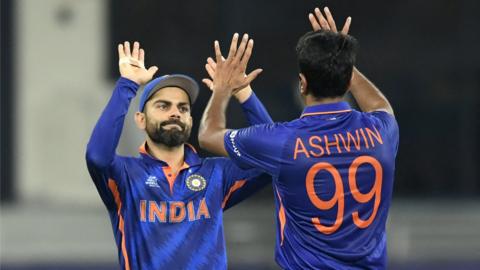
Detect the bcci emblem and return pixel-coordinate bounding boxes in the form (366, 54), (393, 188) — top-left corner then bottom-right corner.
(186, 174), (207, 191)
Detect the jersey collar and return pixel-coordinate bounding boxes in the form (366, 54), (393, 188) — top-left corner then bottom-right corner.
(300, 101), (352, 118)
(138, 142), (202, 167)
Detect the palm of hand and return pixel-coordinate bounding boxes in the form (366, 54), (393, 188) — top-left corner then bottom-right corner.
(119, 59), (150, 85)
(118, 41), (158, 85)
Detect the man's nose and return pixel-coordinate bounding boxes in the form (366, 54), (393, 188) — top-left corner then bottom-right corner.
(169, 107), (181, 119)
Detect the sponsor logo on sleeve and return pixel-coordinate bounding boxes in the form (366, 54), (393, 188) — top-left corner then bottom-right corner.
(229, 130), (241, 157)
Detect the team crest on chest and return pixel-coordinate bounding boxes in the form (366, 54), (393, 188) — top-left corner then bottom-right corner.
(186, 174), (207, 191)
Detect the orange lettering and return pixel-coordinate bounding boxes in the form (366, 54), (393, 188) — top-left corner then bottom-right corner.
(347, 130), (362, 151)
(196, 198), (210, 219)
(294, 138), (310, 160)
(306, 162), (345, 234)
(338, 134), (349, 152)
(324, 135), (342, 155)
(187, 201), (196, 221)
(149, 201), (167, 222)
(365, 127), (383, 147)
(359, 128), (370, 149)
(349, 156), (383, 228)
(308, 136), (325, 157)
(169, 202), (186, 223)
(140, 200), (147, 222)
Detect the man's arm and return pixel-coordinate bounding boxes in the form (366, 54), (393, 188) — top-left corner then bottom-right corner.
(86, 41), (158, 167)
(198, 33), (263, 156)
(202, 56), (273, 125)
(85, 41), (157, 208)
(200, 34), (289, 176)
(198, 91), (232, 156)
(200, 43), (273, 210)
(309, 7), (394, 115)
(349, 68), (394, 115)
(85, 78), (139, 169)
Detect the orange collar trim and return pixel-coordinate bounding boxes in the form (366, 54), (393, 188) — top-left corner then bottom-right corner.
(301, 109), (352, 118)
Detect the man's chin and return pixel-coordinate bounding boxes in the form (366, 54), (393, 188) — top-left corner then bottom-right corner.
(150, 137), (185, 147)
(148, 132), (191, 147)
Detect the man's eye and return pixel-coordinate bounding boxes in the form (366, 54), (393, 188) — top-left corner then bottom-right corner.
(156, 103), (168, 110)
(179, 107), (190, 113)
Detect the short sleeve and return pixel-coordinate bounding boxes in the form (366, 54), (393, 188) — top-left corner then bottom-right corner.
(224, 123), (290, 176)
(366, 111), (399, 154)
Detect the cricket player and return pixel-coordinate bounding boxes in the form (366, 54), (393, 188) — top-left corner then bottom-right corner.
(198, 7), (399, 269)
(85, 40), (272, 269)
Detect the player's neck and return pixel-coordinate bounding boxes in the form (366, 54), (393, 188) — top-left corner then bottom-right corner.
(145, 139), (185, 171)
(305, 95), (344, 107)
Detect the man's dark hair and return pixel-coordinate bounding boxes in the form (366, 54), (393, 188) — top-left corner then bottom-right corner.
(296, 30), (357, 98)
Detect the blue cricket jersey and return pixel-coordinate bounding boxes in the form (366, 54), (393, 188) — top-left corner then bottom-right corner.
(85, 77), (273, 270)
(224, 101), (399, 269)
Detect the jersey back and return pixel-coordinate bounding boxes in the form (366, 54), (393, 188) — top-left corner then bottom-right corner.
(224, 102), (399, 269)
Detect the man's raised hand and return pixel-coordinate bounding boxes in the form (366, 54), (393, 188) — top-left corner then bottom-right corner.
(308, 7), (351, 35)
(210, 33), (262, 95)
(118, 41), (158, 85)
(202, 56), (253, 103)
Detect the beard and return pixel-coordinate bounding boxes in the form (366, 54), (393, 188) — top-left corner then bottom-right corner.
(145, 117), (191, 147)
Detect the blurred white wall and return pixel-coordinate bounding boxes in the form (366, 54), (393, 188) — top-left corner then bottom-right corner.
(16, 0), (142, 206)
(2, 0), (149, 264)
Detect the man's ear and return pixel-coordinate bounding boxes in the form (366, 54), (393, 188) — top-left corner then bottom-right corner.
(134, 112), (146, 130)
(299, 73), (308, 96)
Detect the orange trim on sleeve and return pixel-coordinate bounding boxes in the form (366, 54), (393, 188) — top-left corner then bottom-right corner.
(301, 109), (352, 118)
(108, 179), (131, 270)
(276, 188), (286, 246)
(222, 180), (247, 209)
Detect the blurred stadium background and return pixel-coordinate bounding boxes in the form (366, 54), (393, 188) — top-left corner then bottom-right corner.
(1, 0), (480, 269)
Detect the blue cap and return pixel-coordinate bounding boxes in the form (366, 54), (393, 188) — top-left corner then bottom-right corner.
(139, 74), (199, 112)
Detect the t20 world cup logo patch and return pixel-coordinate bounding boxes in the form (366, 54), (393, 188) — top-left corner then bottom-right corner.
(186, 174), (207, 191)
